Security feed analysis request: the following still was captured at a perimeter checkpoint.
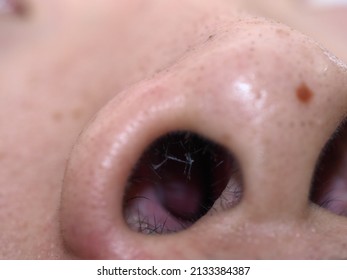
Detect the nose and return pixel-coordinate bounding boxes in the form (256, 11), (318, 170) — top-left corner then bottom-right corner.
(60, 17), (347, 259)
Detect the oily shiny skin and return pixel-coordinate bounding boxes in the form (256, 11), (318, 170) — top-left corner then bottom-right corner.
(1, 0), (347, 259)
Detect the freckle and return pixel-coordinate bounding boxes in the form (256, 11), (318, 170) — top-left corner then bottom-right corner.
(207, 34), (215, 41)
(52, 112), (63, 122)
(296, 83), (313, 104)
(222, 133), (230, 143)
(71, 108), (83, 120)
(7, 0), (29, 17)
(307, 120), (314, 127)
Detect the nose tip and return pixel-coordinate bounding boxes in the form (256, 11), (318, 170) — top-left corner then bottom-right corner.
(60, 17), (347, 259)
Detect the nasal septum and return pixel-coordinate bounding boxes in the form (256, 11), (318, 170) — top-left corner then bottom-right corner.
(60, 18), (347, 259)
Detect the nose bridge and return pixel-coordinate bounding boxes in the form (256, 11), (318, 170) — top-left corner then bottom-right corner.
(61, 17), (347, 259)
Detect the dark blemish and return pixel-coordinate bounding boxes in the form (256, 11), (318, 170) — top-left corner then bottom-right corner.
(206, 34), (215, 42)
(15, 1), (29, 17)
(4, 0), (30, 17)
(52, 112), (63, 122)
(71, 108), (83, 120)
(222, 133), (230, 143)
(296, 83), (313, 104)
(307, 120), (314, 127)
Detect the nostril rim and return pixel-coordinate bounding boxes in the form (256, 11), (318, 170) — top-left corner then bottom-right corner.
(311, 118), (347, 217)
(123, 130), (243, 235)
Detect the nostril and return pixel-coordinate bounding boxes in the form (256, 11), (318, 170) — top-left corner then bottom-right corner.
(311, 118), (347, 217)
(123, 131), (242, 234)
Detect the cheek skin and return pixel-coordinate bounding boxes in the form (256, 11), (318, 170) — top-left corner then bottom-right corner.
(61, 17), (347, 259)
(0, 0), (238, 259)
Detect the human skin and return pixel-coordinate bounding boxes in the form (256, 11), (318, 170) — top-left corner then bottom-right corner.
(0, 0), (347, 259)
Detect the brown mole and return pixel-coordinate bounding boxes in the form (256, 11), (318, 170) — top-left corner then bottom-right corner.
(296, 83), (313, 104)
(52, 111), (63, 122)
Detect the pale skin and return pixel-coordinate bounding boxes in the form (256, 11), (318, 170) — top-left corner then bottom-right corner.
(1, 0), (347, 259)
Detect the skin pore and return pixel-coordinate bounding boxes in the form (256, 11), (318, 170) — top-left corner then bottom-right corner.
(1, 0), (347, 259)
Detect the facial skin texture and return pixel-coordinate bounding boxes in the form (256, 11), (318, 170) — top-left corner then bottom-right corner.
(1, 0), (347, 259)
